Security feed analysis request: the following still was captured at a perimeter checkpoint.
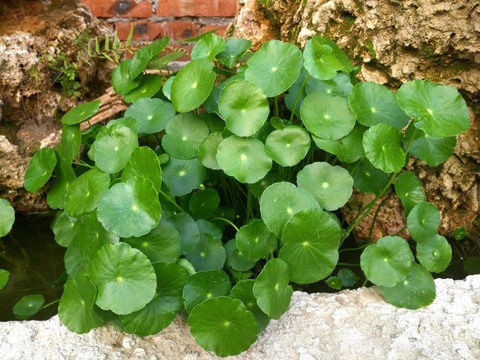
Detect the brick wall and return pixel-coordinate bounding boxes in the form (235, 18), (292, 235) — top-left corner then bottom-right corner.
(81, 0), (237, 42)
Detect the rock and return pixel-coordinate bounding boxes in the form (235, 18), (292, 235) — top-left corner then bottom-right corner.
(231, 0), (480, 239)
(0, 275), (479, 359)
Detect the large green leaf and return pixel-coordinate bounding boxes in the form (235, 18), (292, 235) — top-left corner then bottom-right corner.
(0, 199), (15, 238)
(90, 242), (156, 315)
(198, 132), (223, 170)
(301, 92), (355, 140)
(112, 59), (142, 95)
(312, 124), (366, 163)
(279, 209), (340, 283)
(185, 234), (226, 271)
(171, 59), (216, 113)
(394, 170), (426, 216)
(217, 38), (252, 68)
(362, 123), (405, 173)
(260, 182), (320, 238)
(182, 270), (231, 313)
(51, 211), (78, 247)
(225, 239), (256, 272)
(253, 258), (292, 319)
(13, 294), (44, 320)
(57, 124), (81, 163)
(58, 274), (104, 334)
(97, 177), (162, 238)
(162, 113), (209, 159)
(188, 296), (258, 357)
(123, 218), (181, 263)
(62, 100), (101, 125)
(305, 72), (353, 98)
(167, 213), (200, 254)
(351, 158), (390, 195)
(123, 74), (164, 103)
(303, 36), (344, 80)
(265, 126), (311, 167)
(349, 82), (410, 130)
(235, 219), (277, 262)
(396, 79), (470, 138)
(47, 156), (76, 209)
(24, 147), (57, 192)
(124, 97), (175, 134)
(93, 124), (138, 174)
(245, 40), (303, 97)
(380, 263), (436, 309)
(191, 33), (226, 61)
(65, 168), (110, 217)
(230, 280), (270, 333)
(189, 188), (220, 220)
(297, 162), (353, 211)
(216, 136), (272, 184)
(120, 262), (187, 336)
(407, 202), (440, 243)
(121, 146), (162, 192)
(416, 234), (452, 273)
(162, 156), (206, 197)
(129, 37), (169, 78)
(360, 236), (413, 287)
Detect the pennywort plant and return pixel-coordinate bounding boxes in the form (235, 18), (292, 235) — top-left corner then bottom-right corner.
(23, 33), (469, 356)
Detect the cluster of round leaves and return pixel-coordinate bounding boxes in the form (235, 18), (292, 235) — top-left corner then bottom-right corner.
(21, 33), (469, 356)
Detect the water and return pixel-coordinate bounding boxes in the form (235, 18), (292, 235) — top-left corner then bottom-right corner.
(0, 212), (65, 321)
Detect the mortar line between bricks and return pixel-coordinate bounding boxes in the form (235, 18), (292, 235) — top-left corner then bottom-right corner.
(105, 16), (235, 23)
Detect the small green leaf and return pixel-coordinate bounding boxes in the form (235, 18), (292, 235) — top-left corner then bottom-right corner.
(189, 188), (220, 220)
(124, 97), (175, 134)
(407, 202), (440, 243)
(106, 117), (139, 133)
(394, 171), (426, 215)
(235, 219), (277, 262)
(454, 227), (468, 241)
(129, 37), (169, 78)
(265, 126), (311, 167)
(230, 280), (270, 333)
(162, 156), (206, 197)
(47, 156), (76, 209)
(305, 72), (353, 98)
(337, 268), (359, 287)
(380, 263), (436, 309)
(51, 211), (77, 247)
(199, 132), (223, 170)
(90, 242), (157, 315)
(303, 37), (344, 80)
(191, 33), (226, 61)
(197, 219), (223, 239)
(253, 258), (293, 319)
(123, 74), (164, 103)
(326, 277), (343, 290)
(362, 123), (406, 173)
(416, 234), (452, 273)
(168, 213), (200, 254)
(183, 270), (231, 313)
(0, 269), (9, 290)
(121, 146), (162, 192)
(162, 76), (174, 100)
(185, 234), (226, 271)
(217, 38), (252, 68)
(62, 100), (101, 125)
(24, 147), (57, 192)
(351, 158), (390, 195)
(112, 60), (142, 95)
(188, 296), (258, 357)
(0, 199), (15, 238)
(13, 294), (45, 320)
(162, 114), (209, 159)
(312, 124), (366, 163)
(57, 124), (81, 163)
(360, 236), (413, 287)
(225, 239), (256, 272)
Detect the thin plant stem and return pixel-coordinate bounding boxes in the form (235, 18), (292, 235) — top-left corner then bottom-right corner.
(339, 243), (371, 253)
(367, 193), (393, 242)
(289, 73), (310, 123)
(72, 159), (94, 169)
(40, 299), (60, 310)
(210, 217), (239, 232)
(390, 225), (407, 237)
(158, 189), (185, 214)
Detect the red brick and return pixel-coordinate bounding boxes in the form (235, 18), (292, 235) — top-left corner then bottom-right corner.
(158, 21), (200, 41)
(156, 0), (237, 17)
(82, 0), (153, 18)
(201, 24), (231, 37)
(115, 20), (199, 41)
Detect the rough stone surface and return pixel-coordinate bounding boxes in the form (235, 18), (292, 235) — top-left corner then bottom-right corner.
(0, 275), (479, 359)
(232, 0), (480, 240)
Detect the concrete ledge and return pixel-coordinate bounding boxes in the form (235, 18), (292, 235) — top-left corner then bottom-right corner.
(1, 275), (479, 359)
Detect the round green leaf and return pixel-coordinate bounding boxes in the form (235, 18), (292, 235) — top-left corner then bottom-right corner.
(301, 92), (355, 140)
(217, 38), (252, 68)
(120, 262), (187, 336)
(216, 136), (272, 184)
(379, 263), (436, 309)
(253, 258), (293, 319)
(351, 158), (389, 195)
(404, 123), (457, 167)
(312, 124), (366, 163)
(123, 218), (182, 263)
(97, 177), (162, 238)
(303, 36), (344, 80)
(279, 208), (340, 283)
(123, 74), (164, 103)
(189, 296), (258, 357)
(349, 82), (410, 130)
(230, 280), (270, 333)
(337, 268), (359, 287)
(65, 168), (110, 217)
(124, 97), (175, 134)
(162, 75), (174, 100)
(51, 211), (77, 247)
(57, 124), (81, 163)
(162, 156), (206, 196)
(297, 162), (353, 211)
(0, 199), (15, 238)
(235, 219), (277, 262)
(168, 213), (200, 254)
(162, 114), (210, 159)
(58, 274), (104, 334)
(121, 146), (162, 192)
(265, 126), (311, 167)
(24, 147), (57, 192)
(47, 156), (76, 209)
(189, 188), (220, 220)
(360, 236), (413, 287)
(112, 59), (142, 95)
(394, 170), (426, 215)
(304, 35), (354, 73)
(106, 117), (139, 133)
(305, 72), (353, 98)
(199, 132), (223, 170)
(90, 242), (157, 315)
(326, 277), (343, 290)
(13, 294), (45, 320)
(396, 79), (470, 138)
(218, 80), (270, 137)
(183, 270), (231, 313)
(171, 59), (216, 113)
(245, 40), (303, 97)
(197, 219), (223, 239)
(260, 182), (320, 238)
(0, 269), (10, 290)
(185, 234), (226, 271)
(62, 100), (101, 125)
(129, 37), (169, 79)
(225, 239), (256, 272)
(191, 33), (226, 61)
(362, 123), (406, 173)
(93, 124), (138, 174)
(407, 202), (440, 243)
(416, 234), (452, 273)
